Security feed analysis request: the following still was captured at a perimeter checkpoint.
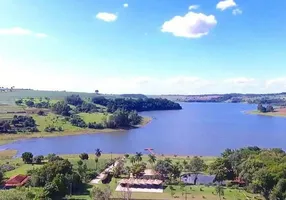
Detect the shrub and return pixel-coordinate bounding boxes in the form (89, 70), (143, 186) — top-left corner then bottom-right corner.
(0, 164), (15, 172)
(37, 110), (45, 116)
(33, 155), (44, 164)
(79, 153), (89, 160)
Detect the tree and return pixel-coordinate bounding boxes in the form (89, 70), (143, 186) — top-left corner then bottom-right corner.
(130, 156), (136, 165)
(252, 168), (276, 200)
(155, 159), (173, 180)
(52, 101), (71, 116)
(131, 162), (146, 178)
(124, 154), (130, 159)
(135, 152), (143, 163)
(128, 110), (142, 125)
(270, 179), (286, 200)
(79, 153), (89, 160)
(95, 149), (102, 170)
(188, 156), (207, 185)
(266, 105), (274, 112)
(257, 104), (266, 113)
(43, 182), (60, 199)
(95, 148), (102, 158)
(171, 162), (182, 181)
(0, 171), (3, 184)
(209, 158), (234, 182)
(22, 152), (33, 164)
(66, 95), (83, 106)
(215, 184), (224, 200)
(90, 186), (111, 200)
(95, 90), (99, 95)
(148, 154), (156, 167)
(33, 155), (44, 164)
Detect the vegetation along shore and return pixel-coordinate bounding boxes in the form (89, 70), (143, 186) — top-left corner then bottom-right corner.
(1, 146), (283, 199)
(0, 91), (180, 145)
(247, 103), (286, 118)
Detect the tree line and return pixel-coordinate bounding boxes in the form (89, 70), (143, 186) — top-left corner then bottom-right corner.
(92, 96), (182, 112)
(257, 104), (274, 113)
(0, 115), (38, 133)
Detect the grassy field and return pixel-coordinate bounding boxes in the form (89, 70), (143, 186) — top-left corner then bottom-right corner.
(70, 179), (262, 200)
(1, 153), (113, 178)
(0, 89), (121, 105)
(31, 113), (82, 132)
(78, 112), (108, 124)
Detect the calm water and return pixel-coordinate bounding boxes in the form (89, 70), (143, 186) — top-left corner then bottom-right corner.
(1, 103), (286, 156)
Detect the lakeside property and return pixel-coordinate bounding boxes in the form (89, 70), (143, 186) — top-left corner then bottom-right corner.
(0, 150), (264, 199)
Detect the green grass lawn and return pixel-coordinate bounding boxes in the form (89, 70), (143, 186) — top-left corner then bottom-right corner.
(78, 112), (108, 124)
(32, 113), (82, 132)
(70, 180), (262, 200)
(2, 153), (114, 179)
(124, 154), (216, 168)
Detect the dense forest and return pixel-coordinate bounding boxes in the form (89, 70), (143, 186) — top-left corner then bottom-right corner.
(0, 115), (38, 133)
(210, 147), (286, 200)
(92, 96), (182, 112)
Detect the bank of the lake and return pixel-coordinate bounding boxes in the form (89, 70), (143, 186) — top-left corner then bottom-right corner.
(0, 116), (152, 145)
(247, 110), (286, 118)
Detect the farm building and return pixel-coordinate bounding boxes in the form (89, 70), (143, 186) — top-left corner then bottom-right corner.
(4, 174), (30, 188)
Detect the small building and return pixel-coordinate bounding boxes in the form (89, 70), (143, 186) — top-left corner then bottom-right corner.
(119, 178), (163, 189)
(4, 174), (30, 188)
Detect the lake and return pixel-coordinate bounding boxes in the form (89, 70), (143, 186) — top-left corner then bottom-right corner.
(1, 103), (286, 156)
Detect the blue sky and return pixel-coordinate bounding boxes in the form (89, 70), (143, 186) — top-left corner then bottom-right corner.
(0, 0), (286, 94)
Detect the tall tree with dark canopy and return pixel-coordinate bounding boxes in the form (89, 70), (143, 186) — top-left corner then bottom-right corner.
(21, 152), (33, 164)
(187, 156), (207, 185)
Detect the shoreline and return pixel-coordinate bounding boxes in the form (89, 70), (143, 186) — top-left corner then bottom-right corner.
(245, 110), (286, 118)
(0, 116), (152, 146)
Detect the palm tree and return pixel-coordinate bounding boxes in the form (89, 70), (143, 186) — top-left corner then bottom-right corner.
(130, 156), (136, 165)
(182, 160), (188, 171)
(148, 154), (156, 167)
(95, 149), (102, 170)
(95, 148), (102, 158)
(135, 152), (143, 163)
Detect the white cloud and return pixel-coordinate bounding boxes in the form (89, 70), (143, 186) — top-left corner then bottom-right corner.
(224, 77), (256, 87)
(232, 8), (242, 15)
(265, 78), (286, 88)
(0, 27), (47, 38)
(161, 11), (217, 39)
(123, 3), (128, 8)
(96, 12), (117, 22)
(189, 5), (199, 10)
(216, 0), (237, 11)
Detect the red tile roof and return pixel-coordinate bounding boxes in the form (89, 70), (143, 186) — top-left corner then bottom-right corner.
(5, 174), (30, 187)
